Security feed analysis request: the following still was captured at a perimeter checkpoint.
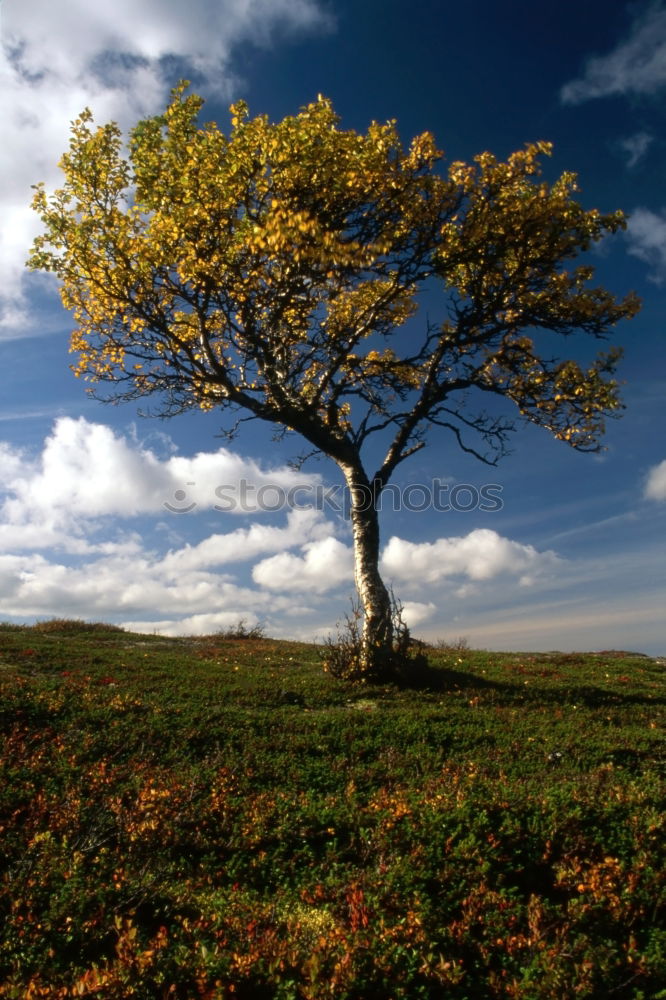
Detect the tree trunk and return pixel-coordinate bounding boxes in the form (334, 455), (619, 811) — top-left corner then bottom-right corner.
(340, 463), (395, 680)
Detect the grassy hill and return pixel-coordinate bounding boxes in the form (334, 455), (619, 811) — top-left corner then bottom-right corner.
(0, 620), (664, 999)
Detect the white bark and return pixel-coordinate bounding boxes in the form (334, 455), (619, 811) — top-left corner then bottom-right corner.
(340, 463), (393, 672)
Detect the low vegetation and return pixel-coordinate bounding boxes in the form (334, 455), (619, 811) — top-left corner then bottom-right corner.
(0, 620), (664, 998)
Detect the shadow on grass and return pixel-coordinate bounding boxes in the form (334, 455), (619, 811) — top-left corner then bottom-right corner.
(393, 656), (666, 710)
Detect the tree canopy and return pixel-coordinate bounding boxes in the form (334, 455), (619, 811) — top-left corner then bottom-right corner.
(29, 85), (640, 679)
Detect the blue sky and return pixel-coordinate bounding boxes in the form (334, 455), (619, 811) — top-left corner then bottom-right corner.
(0, 0), (664, 652)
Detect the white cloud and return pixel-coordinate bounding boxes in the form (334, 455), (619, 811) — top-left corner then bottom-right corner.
(0, 547), (268, 621)
(3, 418), (170, 523)
(645, 459), (666, 500)
(253, 537), (354, 593)
(561, 5), (666, 104)
(625, 207), (666, 282)
(0, 415), (343, 629)
(3, 0), (331, 81)
(161, 508), (330, 572)
(381, 529), (559, 585)
(400, 601), (437, 628)
(0, 0), (333, 332)
(121, 610), (263, 637)
(0, 416), (326, 549)
(0, 441), (25, 480)
(619, 130), (654, 168)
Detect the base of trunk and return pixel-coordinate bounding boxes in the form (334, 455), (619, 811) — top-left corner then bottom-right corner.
(322, 593), (422, 684)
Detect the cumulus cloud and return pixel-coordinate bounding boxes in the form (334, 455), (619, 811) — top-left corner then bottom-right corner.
(252, 537), (354, 593)
(0, 416), (326, 549)
(0, 415), (346, 630)
(561, 5), (666, 104)
(381, 529), (559, 586)
(161, 508), (331, 573)
(0, 547), (270, 622)
(0, 542), (298, 631)
(0, 518), (336, 630)
(625, 207), (666, 282)
(0, 441), (25, 480)
(121, 610), (264, 638)
(400, 601), (437, 628)
(0, 0), (333, 332)
(645, 459), (666, 500)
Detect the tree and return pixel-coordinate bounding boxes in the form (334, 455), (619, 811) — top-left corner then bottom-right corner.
(29, 85), (639, 681)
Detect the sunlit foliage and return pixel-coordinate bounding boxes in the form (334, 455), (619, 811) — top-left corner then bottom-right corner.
(30, 84), (638, 460)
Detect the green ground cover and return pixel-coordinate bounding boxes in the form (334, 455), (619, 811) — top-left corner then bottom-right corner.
(0, 621), (664, 998)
